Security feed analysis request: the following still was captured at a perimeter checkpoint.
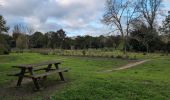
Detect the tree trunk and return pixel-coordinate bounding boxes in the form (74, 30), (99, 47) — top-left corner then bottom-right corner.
(123, 36), (128, 56)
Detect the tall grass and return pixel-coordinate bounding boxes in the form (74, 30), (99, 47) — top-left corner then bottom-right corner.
(11, 48), (169, 59)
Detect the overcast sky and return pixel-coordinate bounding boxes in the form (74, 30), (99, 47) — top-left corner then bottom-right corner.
(0, 0), (170, 36)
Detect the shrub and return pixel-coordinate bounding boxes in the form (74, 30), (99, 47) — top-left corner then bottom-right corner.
(125, 55), (129, 59)
(116, 55), (123, 59)
(82, 50), (86, 56)
(40, 51), (49, 55)
(110, 55), (114, 58)
(0, 36), (10, 55)
(0, 44), (9, 55)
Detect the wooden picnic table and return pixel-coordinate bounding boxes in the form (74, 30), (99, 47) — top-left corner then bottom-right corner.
(8, 61), (69, 90)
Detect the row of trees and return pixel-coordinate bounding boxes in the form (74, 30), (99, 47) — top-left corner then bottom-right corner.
(0, 26), (123, 50)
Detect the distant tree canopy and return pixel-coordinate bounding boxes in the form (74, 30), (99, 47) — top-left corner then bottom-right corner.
(129, 24), (161, 52)
(29, 31), (45, 48)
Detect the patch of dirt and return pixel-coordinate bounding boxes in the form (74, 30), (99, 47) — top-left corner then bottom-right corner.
(0, 76), (70, 100)
(104, 59), (150, 72)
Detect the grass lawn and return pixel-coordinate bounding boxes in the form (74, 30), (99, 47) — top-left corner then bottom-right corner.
(0, 53), (170, 100)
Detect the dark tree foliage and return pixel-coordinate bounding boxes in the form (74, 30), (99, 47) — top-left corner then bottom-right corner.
(0, 15), (9, 33)
(41, 29), (66, 49)
(129, 25), (162, 52)
(29, 32), (45, 48)
(0, 15), (10, 54)
(0, 33), (12, 54)
(56, 29), (66, 48)
(74, 36), (86, 49)
(167, 42), (170, 53)
(62, 37), (74, 49)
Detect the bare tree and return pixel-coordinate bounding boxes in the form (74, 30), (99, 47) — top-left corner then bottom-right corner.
(13, 24), (24, 41)
(25, 25), (35, 48)
(13, 24), (34, 35)
(102, 0), (139, 55)
(13, 24), (28, 34)
(13, 24), (35, 48)
(138, 0), (162, 29)
(26, 25), (35, 35)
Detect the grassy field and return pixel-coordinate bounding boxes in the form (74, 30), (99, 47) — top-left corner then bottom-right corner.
(0, 53), (170, 100)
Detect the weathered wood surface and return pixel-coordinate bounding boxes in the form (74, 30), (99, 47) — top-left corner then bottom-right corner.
(12, 61), (61, 68)
(24, 68), (69, 78)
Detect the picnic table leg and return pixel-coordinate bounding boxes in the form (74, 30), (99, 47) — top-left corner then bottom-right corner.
(28, 68), (41, 90)
(17, 68), (26, 86)
(55, 63), (65, 81)
(43, 64), (52, 79)
(32, 78), (40, 90)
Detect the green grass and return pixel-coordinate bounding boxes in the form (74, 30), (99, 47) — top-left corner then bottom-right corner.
(0, 53), (170, 100)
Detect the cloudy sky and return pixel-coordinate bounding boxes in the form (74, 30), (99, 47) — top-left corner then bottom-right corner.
(0, 0), (170, 36)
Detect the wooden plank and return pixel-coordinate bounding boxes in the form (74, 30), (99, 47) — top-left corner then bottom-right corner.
(12, 61), (61, 68)
(7, 68), (49, 76)
(7, 73), (20, 76)
(24, 68), (69, 78)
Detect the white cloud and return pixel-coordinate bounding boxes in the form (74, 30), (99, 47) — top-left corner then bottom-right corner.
(1, 0), (169, 36)
(0, 0), (107, 36)
(163, 0), (170, 3)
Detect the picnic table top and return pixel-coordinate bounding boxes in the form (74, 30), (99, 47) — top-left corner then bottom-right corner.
(12, 61), (61, 68)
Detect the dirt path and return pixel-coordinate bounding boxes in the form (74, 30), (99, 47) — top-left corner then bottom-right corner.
(104, 59), (150, 72)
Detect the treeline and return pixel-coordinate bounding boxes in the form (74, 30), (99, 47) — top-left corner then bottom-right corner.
(1, 28), (170, 53)
(1, 29), (123, 50)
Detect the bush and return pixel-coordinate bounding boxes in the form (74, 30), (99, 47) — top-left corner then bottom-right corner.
(0, 44), (9, 55)
(82, 50), (86, 56)
(116, 55), (123, 59)
(167, 41), (170, 53)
